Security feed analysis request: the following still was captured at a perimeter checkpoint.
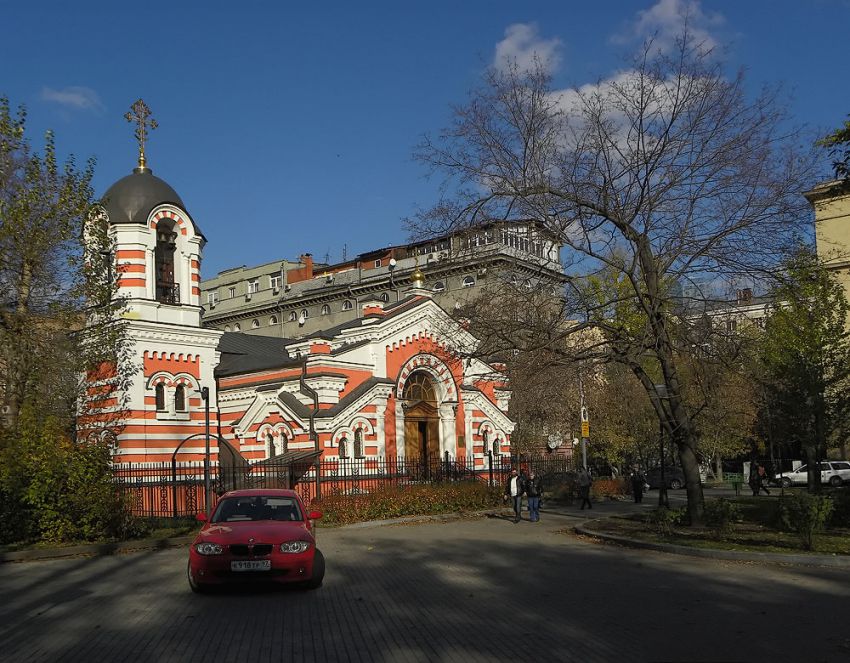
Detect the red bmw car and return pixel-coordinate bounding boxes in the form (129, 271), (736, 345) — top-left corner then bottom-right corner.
(187, 489), (324, 592)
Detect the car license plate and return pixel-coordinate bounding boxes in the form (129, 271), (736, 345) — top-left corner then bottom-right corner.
(231, 560), (271, 572)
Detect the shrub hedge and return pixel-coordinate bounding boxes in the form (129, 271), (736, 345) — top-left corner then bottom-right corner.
(314, 481), (503, 526)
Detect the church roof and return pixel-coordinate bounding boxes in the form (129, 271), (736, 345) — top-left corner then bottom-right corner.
(216, 332), (297, 377)
(101, 167), (203, 237)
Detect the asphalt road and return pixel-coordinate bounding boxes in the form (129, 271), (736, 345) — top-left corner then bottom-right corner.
(1, 502), (848, 663)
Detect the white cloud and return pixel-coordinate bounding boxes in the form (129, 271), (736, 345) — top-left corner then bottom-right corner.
(41, 86), (104, 113)
(612, 0), (724, 54)
(493, 23), (562, 73)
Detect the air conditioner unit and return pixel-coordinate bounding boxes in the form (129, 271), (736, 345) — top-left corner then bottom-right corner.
(272, 287), (280, 295)
(209, 301), (216, 309)
(284, 284), (292, 292)
(245, 293), (252, 301)
(438, 251), (448, 260)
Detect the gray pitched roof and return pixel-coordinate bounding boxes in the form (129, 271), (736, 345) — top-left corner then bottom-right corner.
(216, 332), (299, 377)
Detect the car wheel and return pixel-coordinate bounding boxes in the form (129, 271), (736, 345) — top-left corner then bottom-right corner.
(187, 561), (208, 594)
(829, 476), (842, 487)
(781, 477), (792, 488)
(669, 478), (683, 490)
(304, 549), (325, 590)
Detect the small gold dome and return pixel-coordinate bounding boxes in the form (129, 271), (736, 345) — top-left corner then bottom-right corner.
(411, 265), (425, 284)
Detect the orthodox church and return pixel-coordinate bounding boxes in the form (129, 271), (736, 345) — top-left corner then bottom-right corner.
(88, 101), (514, 474)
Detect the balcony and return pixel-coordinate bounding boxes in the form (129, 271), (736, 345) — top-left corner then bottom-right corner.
(156, 282), (180, 305)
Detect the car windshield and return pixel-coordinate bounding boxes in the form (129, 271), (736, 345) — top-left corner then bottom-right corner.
(211, 496), (303, 523)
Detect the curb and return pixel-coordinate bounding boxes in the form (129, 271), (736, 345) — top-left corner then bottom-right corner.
(0, 535), (196, 564)
(574, 521), (850, 568)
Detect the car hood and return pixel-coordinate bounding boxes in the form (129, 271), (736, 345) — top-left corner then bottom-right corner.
(196, 521), (312, 543)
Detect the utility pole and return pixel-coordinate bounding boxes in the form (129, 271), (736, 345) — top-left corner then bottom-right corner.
(579, 376), (589, 469)
(201, 386), (211, 518)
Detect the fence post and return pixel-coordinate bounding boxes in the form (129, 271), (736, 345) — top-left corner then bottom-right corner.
(487, 450), (494, 487)
(444, 450), (450, 481)
(171, 458), (178, 519)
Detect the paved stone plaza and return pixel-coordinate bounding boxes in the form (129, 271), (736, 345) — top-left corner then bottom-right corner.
(1, 504), (848, 662)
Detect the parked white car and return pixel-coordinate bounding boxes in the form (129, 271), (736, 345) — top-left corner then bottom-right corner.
(776, 461), (850, 487)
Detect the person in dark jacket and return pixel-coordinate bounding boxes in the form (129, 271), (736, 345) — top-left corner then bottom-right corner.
(578, 467), (593, 510)
(525, 470), (543, 522)
(631, 467), (645, 504)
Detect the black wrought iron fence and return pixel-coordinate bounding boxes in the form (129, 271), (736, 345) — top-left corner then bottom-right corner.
(112, 452), (577, 519)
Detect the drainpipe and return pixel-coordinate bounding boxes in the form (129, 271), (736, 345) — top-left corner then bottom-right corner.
(300, 358), (321, 499)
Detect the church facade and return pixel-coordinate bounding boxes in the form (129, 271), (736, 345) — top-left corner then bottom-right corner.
(89, 103), (514, 473)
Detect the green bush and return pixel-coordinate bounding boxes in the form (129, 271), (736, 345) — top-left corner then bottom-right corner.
(780, 492), (835, 551)
(314, 481), (503, 526)
(703, 498), (742, 537)
(644, 506), (687, 537)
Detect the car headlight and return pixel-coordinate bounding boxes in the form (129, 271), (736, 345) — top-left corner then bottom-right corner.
(279, 541), (311, 554)
(195, 542), (224, 555)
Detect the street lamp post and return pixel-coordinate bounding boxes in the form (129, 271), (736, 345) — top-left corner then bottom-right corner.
(200, 386), (211, 518)
(654, 384), (669, 508)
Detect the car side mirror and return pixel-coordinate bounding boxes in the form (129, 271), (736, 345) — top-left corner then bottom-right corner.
(308, 510), (323, 520)
(195, 512), (208, 522)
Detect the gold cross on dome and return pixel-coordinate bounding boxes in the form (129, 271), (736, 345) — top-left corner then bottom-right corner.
(124, 99), (158, 170)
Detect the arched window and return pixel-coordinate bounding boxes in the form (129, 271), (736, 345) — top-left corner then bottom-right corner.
(482, 429), (489, 450)
(252, 319), (260, 329)
(269, 316), (278, 326)
(339, 437), (348, 459)
(492, 440), (500, 457)
(266, 431), (275, 458)
(433, 281), (445, 293)
(224, 325), (231, 332)
(321, 304), (331, 315)
(288, 311), (297, 322)
(462, 275), (476, 288)
(301, 308), (309, 319)
(342, 300), (353, 311)
(233, 323), (241, 332)
(354, 429), (364, 458)
(155, 384), (165, 411)
(154, 220), (179, 304)
(174, 384), (186, 412)
(402, 372), (437, 404)
(280, 433), (288, 454)
(380, 292), (390, 302)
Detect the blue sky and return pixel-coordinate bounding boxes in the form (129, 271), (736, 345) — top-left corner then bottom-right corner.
(3, 0), (849, 276)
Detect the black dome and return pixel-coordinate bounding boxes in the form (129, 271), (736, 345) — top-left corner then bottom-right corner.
(101, 167), (203, 238)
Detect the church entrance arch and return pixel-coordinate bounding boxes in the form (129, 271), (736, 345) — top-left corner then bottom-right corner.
(401, 371), (440, 466)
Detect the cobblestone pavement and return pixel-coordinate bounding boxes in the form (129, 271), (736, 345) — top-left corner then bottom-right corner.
(1, 504), (848, 663)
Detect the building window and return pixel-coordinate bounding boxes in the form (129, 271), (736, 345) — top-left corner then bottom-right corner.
(301, 308), (309, 319)
(433, 281), (445, 292)
(155, 384), (165, 412)
(374, 259), (382, 268)
(266, 432), (275, 458)
(354, 429), (364, 458)
(270, 274), (281, 290)
(269, 316), (278, 326)
(462, 276), (476, 288)
(321, 304), (331, 315)
(233, 323), (241, 332)
(228, 286), (236, 298)
(492, 440), (499, 456)
(339, 437), (348, 459)
(224, 325), (231, 332)
(342, 300), (353, 311)
(248, 279), (259, 294)
(726, 319), (738, 333)
(288, 311), (297, 322)
(380, 292), (390, 302)
(154, 221), (178, 304)
(252, 319), (260, 329)
(207, 291), (218, 306)
(174, 385), (186, 412)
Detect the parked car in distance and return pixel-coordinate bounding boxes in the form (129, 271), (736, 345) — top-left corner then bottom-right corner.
(187, 489), (324, 593)
(644, 466), (686, 490)
(775, 461), (850, 487)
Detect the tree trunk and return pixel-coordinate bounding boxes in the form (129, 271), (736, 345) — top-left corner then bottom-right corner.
(715, 453), (724, 482)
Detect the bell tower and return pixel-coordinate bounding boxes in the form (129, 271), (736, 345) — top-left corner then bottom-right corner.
(92, 99), (224, 464)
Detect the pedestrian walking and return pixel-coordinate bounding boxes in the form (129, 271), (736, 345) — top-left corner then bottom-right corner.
(578, 467), (593, 510)
(525, 470), (543, 522)
(504, 468), (524, 522)
(631, 467), (645, 504)
(749, 462), (760, 497)
(757, 464), (771, 496)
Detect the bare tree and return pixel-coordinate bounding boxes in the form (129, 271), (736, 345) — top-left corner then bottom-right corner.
(412, 34), (817, 523)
